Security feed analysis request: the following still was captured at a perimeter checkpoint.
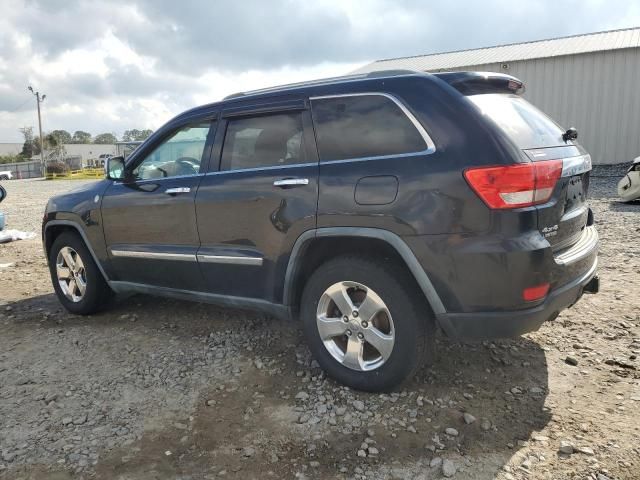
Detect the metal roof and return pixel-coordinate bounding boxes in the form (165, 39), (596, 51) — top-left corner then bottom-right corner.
(353, 27), (640, 73)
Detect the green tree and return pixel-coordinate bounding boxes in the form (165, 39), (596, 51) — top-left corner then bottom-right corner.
(71, 130), (92, 144)
(49, 130), (72, 144)
(19, 126), (35, 158)
(93, 133), (117, 144)
(122, 129), (153, 142)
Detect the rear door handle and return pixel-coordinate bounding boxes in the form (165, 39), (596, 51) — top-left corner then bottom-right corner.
(273, 178), (309, 187)
(165, 187), (191, 195)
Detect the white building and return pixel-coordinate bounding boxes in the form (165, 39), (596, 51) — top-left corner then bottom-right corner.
(353, 27), (640, 165)
(0, 143), (116, 165)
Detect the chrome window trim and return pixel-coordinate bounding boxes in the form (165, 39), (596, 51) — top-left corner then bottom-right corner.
(110, 249), (196, 262)
(197, 254), (263, 266)
(309, 92), (436, 161)
(204, 161), (316, 176)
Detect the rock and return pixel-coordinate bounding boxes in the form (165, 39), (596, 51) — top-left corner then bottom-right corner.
(242, 446), (255, 457)
(73, 414), (88, 425)
(480, 418), (491, 431)
(558, 440), (574, 454)
(368, 447), (379, 456)
(565, 356), (578, 366)
(430, 457), (442, 468)
(2, 451), (16, 462)
(442, 459), (456, 477)
(357, 449), (367, 458)
(532, 435), (549, 442)
(62, 416), (73, 425)
(335, 406), (347, 416)
(463, 413), (476, 424)
(407, 425), (417, 433)
(298, 414), (310, 424)
(309, 461), (320, 468)
(529, 386), (544, 394)
(295, 391), (309, 401)
(445, 427), (459, 436)
(575, 446), (595, 455)
(353, 400), (365, 412)
(206, 399), (217, 406)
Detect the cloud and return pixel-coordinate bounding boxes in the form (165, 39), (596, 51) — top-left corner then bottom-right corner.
(1, 0), (639, 142)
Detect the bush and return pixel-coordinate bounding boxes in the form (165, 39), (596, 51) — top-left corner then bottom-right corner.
(46, 161), (69, 174)
(0, 154), (22, 165)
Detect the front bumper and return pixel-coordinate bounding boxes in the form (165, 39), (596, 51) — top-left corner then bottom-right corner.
(436, 256), (598, 339)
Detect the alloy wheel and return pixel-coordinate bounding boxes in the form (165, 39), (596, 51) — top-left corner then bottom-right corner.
(316, 281), (395, 371)
(56, 246), (87, 303)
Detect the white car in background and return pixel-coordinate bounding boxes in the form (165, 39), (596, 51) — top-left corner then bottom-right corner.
(618, 157), (640, 202)
(0, 170), (12, 180)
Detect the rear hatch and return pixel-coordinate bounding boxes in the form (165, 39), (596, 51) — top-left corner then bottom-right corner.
(467, 93), (592, 251)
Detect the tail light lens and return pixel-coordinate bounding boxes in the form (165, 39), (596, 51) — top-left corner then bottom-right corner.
(522, 283), (550, 301)
(464, 160), (562, 209)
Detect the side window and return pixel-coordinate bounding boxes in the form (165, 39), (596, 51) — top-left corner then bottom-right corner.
(132, 123), (212, 180)
(221, 112), (306, 171)
(311, 94), (428, 161)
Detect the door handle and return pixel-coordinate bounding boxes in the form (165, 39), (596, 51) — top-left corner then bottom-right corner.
(273, 178), (309, 187)
(165, 187), (191, 195)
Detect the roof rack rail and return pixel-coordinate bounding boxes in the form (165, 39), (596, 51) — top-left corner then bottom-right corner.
(222, 69), (420, 100)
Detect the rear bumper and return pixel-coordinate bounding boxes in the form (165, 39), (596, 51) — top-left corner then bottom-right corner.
(436, 257), (598, 339)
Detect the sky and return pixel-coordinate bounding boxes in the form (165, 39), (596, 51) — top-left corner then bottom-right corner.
(0, 0), (639, 143)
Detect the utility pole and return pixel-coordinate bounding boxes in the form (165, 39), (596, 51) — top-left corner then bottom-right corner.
(28, 86), (46, 176)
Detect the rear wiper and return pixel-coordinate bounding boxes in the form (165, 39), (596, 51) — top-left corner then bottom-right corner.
(562, 127), (578, 142)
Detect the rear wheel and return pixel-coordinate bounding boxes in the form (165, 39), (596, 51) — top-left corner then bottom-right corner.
(48, 231), (112, 315)
(300, 256), (434, 392)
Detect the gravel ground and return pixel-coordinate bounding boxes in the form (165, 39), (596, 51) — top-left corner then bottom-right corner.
(0, 168), (638, 480)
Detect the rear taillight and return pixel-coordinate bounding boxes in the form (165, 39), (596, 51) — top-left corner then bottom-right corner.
(464, 160), (562, 209)
(522, 283), (550, 302)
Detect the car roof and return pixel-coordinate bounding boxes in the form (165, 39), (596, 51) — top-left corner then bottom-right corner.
(175, 70), (429, 120)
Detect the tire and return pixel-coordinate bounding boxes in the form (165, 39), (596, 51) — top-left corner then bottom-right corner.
(300, 255), (435, 392)
(48, 231), (113, 315)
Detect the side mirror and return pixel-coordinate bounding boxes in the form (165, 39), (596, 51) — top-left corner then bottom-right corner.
(105, 156), (126, 180)
(0, 185), (6, 204)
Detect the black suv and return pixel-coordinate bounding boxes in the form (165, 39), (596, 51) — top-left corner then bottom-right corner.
(43, 71), (599, 391)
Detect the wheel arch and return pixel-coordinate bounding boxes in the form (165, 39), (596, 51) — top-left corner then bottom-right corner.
(283, 228), (446, 317)
(44, 220), (110, 283)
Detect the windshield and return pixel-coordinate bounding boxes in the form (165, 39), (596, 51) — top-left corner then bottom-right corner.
(469, 94), (567, 149)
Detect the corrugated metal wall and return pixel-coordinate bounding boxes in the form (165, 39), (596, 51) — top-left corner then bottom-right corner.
(436, 48), (640, 165)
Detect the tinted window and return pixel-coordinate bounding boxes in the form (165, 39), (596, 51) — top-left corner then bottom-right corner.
(469, 94), (566, 149)
(132, 123), (212, 180)
(311, 95), (427, 161)
(221, 112), (306, 171)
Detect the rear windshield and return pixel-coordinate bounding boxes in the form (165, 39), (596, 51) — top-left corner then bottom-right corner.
(469, 94), (566, 149)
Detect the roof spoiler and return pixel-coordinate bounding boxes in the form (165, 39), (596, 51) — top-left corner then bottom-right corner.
(434, 71), (525, 95)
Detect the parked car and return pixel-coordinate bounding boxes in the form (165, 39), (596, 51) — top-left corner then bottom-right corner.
(0, 170), (13, 180)
(42, 71), (599, 391)
(617, 156), (640, 202)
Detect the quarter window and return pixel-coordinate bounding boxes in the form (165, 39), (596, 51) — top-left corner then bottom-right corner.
(132, 123), (212, 180)
(311, 94), (428, 161)
(221, 112), (306, 171)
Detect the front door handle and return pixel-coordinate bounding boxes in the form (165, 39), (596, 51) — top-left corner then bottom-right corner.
(273, 178), (309, 188)
(165, 187), (191, 195)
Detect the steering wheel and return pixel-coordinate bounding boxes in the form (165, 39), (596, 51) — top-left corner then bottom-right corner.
(175, 157), (200, 175)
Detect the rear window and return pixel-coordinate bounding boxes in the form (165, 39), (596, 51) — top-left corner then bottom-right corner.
(311, 94), (427, 161)
(469, 94), (566, 149)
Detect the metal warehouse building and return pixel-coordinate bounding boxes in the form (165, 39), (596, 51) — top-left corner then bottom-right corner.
(354, 27), (640, 165)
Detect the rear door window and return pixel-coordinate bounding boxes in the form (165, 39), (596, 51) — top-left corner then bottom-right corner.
(221, 112), (306, 171)
(311, 94), (428, 161)
(469, 94), (567, 149)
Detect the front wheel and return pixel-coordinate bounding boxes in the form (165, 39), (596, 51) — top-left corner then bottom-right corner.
(300, 256), (434, 392)
(48, 231), (113, 315)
